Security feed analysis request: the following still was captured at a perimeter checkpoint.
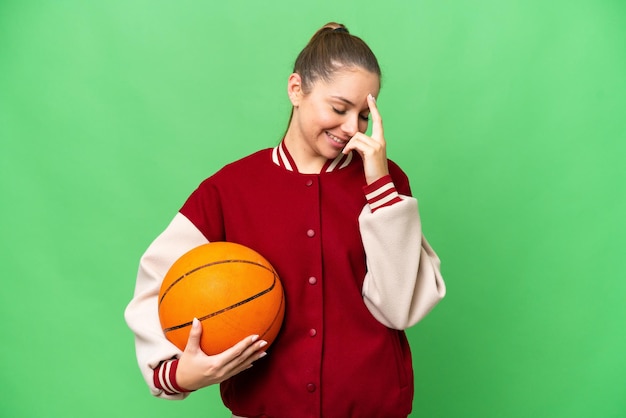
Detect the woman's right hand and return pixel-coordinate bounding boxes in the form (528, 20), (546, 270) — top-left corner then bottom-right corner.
(176, 318), (268, 391)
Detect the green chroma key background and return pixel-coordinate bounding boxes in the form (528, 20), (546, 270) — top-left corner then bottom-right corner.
(1, 1), (625, 417)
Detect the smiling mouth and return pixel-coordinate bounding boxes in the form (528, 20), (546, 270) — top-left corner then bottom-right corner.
(326, 131), (348, 145)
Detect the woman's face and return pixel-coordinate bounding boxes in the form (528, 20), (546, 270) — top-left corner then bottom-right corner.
(286, 67), (380, 171)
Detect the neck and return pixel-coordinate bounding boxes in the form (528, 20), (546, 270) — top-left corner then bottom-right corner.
(283, 131), (327, 174)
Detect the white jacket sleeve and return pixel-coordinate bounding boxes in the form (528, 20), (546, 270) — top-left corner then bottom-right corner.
(124, 213), (209, 399)
(360, 196), (446, 330)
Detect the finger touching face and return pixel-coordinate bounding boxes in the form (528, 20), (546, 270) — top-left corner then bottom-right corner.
(367, 93), (383, 140)
(287, 66), (381, 163)
(304, 67), (380, 135)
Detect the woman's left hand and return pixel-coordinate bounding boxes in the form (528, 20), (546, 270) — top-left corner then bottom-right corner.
(342, 94), (389, 185)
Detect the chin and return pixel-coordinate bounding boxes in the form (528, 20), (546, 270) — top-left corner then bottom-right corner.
(320, 145), (343, 160)
(319, 134), (346, 158)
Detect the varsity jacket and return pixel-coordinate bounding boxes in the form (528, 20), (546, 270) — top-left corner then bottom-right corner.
(125, 141), (446, 418)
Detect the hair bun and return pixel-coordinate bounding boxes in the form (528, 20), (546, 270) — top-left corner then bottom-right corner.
(321, 22), (349, 33)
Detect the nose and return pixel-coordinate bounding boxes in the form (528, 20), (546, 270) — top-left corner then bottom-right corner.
(340, 113), (359, 137)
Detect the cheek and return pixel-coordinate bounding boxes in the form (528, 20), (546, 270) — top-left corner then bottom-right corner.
(314, 107), (339, 128)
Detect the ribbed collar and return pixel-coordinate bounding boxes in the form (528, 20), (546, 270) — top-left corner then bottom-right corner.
(271, 140), (354, 173)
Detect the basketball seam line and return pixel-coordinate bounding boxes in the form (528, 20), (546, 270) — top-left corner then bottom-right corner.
(258, 290), (285, 340)
(159, 259), (275, 304)
(162, 271), (279, 333)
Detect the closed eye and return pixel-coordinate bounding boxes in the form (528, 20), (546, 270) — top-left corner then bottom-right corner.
(333, 107), (369, 122)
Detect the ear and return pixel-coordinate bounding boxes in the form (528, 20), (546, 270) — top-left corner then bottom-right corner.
(287, 73), (303, 107)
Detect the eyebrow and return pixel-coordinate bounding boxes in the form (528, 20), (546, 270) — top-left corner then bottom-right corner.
(330, 95), (370, 114)
(330, 95), (356, 106)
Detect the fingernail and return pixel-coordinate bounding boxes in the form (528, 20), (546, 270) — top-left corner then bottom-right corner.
(368, 94), (376, 102)
(259, 352), (268, 358)
(192, 318), (200, 327)
(259, 340), (268, 348)
(251, 335), (260, 343)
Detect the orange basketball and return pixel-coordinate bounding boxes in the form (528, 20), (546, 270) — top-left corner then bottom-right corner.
(158, 242), (285, 355)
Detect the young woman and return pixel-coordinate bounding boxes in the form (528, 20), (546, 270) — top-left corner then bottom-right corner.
(125, 22), (446, 418)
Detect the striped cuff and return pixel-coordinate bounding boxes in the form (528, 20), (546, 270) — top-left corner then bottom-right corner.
(364, 175), (402, 213)
(153, 359), (193, 395)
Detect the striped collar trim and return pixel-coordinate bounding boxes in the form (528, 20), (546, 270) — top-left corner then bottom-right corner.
(271, 141), (354, 173)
